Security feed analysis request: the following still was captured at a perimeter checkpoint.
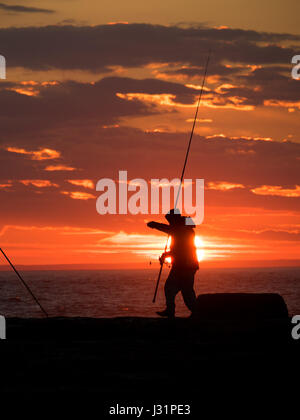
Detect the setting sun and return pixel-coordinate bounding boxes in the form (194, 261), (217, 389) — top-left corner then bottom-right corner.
(195, 236), (205, 262)
(162, 235), (204, 263)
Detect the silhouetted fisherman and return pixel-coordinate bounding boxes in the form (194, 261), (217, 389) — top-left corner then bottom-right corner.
(147, 209), (199, 318)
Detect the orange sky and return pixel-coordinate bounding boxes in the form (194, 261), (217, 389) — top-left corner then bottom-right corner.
(0, 1), (300, 268)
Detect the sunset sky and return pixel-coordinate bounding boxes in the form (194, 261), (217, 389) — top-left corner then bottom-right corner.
(0, 0), (300, 268)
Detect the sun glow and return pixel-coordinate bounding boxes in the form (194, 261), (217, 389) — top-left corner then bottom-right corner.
(195, 236), (205, 262)
(164, 235), (205, 263)
(165, 236), (172, 263)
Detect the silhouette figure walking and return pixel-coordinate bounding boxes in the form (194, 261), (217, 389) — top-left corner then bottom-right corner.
(147, 209), (199, 318)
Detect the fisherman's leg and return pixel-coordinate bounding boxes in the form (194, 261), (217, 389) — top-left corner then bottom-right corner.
(160, 269), (180, 316)
(181, 270), (197, 313)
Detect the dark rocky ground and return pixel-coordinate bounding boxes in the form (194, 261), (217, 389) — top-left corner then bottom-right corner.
(1, 315), (299, 416)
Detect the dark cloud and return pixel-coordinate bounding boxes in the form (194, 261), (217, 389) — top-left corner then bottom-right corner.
(96, 76), (198, 96)
(1, 23), (298, 109)
(217, 66), (300, 106)
(1, 77), (182, 138)
(163, 63), (247, 78)
(0, 24), (298, 72)
(0, 2), (55, 14)
(160, 65), (299, 108)
(0, 73), (299, 187)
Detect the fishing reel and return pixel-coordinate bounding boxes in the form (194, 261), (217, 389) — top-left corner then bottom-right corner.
(159, 252), (171, 267)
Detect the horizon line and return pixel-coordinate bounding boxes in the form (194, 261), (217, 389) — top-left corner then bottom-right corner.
(0, 260), (299, 271)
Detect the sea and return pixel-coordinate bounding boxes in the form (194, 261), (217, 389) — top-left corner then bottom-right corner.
(0, 267), (299, 318)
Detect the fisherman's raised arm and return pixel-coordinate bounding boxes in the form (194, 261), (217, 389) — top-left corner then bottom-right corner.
(147, 221), (171, 234)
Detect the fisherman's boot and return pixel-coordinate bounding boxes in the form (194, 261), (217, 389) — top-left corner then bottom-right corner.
(156, 309), (175, 318)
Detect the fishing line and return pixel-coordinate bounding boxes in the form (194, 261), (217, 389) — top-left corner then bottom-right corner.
(152, 50), (211, 303)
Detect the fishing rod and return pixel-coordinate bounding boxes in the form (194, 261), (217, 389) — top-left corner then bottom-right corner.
(0, 247), (48, 317)
(152, 50), (211, 303)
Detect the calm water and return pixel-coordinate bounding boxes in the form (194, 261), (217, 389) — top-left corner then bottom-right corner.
(0, 267), (299, 318)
